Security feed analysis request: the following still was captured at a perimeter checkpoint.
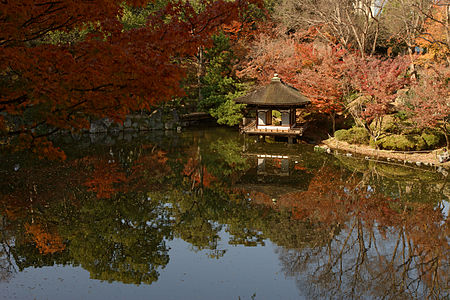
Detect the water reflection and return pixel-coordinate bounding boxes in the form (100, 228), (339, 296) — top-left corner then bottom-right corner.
(0, 128), (448, 298)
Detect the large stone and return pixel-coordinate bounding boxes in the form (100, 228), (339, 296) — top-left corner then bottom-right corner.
(89, 120), (107, 133)
(102, 118), (113, 128)
(392, 88), (409, 108)
(172, 109), (180, 122)
(438, 151), (449, 163)
(123, 119), (132, 128)
(165, 121), (175, 130)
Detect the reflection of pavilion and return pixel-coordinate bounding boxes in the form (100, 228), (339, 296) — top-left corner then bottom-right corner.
(236, 74), (310, 144)
(235, 151), (313, 205)
(257, 154), (290, 177)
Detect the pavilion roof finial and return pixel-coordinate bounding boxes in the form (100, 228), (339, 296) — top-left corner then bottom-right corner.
(272, 73), (280, 82)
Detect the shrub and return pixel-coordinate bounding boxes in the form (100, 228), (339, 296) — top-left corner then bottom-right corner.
(421, 130), (444, 149)
(377, 134), (427, 151)
(334, 127), (369, 144)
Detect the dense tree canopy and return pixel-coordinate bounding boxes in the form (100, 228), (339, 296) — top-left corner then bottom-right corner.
(0, 0), (260, 157)
(0, 0), (449, 155)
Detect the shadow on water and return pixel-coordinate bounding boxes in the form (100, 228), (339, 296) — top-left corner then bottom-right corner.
(0, 127), (448, 299)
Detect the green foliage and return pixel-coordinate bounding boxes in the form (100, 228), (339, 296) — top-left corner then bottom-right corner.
(121, 6), (151, 30)
(210, 99), (246, 126)
(376, 134), (427, 151)
(372, 129), (444, 151)
(334, 127), (370, 144)
(120, 1), (170, 30)
(43, 25), (93, 45)
(198, 32), (249, 126)
(421, 130), (444, 149)
(394, 110), (409, 121)
(369, 115), (399, 133)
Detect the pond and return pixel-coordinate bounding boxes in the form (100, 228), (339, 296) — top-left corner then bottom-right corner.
(0, 127), (448, 300)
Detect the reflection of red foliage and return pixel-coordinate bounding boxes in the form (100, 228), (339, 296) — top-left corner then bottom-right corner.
(183, 158), (217, 188)
(130, 150), (171, 190)
(248, 191), (272, 206)
(84, 160), (127, 199)
(294, 164), (307, 171)
(273, 159), (281, 169)
(25, 223), (65, 254)
(286, 167), (401, 228)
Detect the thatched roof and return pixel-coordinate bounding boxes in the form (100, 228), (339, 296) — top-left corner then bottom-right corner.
(235, 74), (310, 107)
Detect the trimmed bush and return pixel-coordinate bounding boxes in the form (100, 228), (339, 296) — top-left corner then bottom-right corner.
(421, 130), (444, 149)
(334, 127), (369, 144)
(377, 134), (427, 151)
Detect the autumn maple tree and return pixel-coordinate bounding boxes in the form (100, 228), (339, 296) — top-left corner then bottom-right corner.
(237, 28), (310, 85)
(0, 0), (259, 158)
(405, 65), (450, 150)
(294, 45), (349, 133)
(345, 55), (411, 146)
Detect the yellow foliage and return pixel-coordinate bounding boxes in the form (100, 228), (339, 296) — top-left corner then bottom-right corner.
(416, 4), (450, 64)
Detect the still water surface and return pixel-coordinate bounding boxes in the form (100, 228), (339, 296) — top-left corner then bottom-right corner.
(0, 128), (448, 299)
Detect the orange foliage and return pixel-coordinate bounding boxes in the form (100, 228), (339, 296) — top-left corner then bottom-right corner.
(293, 164), (307, 171)
(129, 149), (171, 190)
(183, 158), (217, 188)
(84, 160), (128, 199)
(416, 4), (450, 63)
(25, 223), (65, 254)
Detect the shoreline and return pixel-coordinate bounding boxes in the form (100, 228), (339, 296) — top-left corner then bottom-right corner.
(319, 138), (450, 170)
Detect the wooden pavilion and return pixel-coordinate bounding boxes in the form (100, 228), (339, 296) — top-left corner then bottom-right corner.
(235, 74), (310, 143)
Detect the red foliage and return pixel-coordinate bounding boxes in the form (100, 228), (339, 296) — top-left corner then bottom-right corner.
(346, 55), (411, 123)
(84, 160), (128, 199)
(0, 0), (259, 158)
(294, 45), (348, 130)
(237, 29), (306, 85)
(406, 65), (450, 148)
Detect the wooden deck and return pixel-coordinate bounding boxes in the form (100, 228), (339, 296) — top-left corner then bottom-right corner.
(240, 121), (306, 137)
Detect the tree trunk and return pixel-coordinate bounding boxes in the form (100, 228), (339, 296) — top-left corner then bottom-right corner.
(442, 126), (449, 150)
(330, 111), (336, 134)
(197, 47), (204, 103)
(407, 47), (417, 80)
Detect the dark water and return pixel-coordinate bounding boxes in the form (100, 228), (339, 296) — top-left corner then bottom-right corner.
(0, 127), (448, 300)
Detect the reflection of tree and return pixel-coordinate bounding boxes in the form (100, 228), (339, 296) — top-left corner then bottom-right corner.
(208, 138), (250, 184)
(276, 165), (449, 299)
(24, 223), (65, 254)
(0, 130), (448, 294)
(0, 216), (16, 282)
(336, 155), (447, 204)
(64, 193), (171, 285)
(166, 188), (226, 258)
(0, 142), (173, 285)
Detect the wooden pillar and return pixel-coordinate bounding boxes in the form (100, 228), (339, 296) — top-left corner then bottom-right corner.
(290, 108), (296, 128)
(266, 110), (272, 125)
